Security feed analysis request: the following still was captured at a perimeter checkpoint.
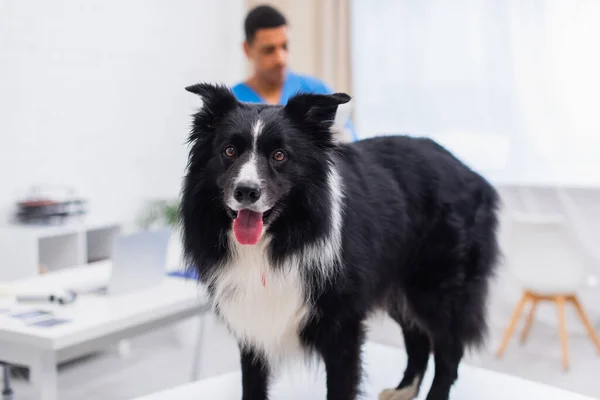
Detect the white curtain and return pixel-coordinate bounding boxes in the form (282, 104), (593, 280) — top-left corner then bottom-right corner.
(350, 0), (600, 186)
(507, 0), (600, 186)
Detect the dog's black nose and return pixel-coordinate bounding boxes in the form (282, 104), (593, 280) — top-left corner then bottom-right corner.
(234, 183), (261, 204)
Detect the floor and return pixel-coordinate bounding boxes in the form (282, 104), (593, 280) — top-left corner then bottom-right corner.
(8, 265), (600, 399)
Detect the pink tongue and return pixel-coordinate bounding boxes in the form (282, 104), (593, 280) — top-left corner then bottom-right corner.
(233, 209), (264, 245)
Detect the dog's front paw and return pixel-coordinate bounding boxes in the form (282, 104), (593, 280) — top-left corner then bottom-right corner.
(379, 387), (417, 400)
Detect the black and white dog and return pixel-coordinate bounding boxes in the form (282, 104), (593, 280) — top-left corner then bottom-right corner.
(180, 83), (500, 400)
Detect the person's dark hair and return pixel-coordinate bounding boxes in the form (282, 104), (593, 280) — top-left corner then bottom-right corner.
(244, 5), (287, 43)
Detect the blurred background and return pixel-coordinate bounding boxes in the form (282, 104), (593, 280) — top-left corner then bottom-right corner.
(1, 0), (599, 399)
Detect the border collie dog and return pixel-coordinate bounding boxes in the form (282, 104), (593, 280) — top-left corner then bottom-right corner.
(180, 83), (500, 400)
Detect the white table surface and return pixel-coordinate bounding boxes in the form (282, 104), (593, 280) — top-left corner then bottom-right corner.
(135, 341), (596, 400)
(0, 261), (208, 400)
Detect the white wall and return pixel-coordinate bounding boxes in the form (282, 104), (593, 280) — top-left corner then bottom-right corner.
(0, 0), (246, 224)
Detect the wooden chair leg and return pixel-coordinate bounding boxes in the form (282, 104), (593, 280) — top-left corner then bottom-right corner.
(496, 292), (530, 358)
(520, 297), (539, 344)
(569, 296), (600, 354)
(556, 296), (569, 371)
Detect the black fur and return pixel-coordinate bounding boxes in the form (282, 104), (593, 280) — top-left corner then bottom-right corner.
(181, 83), (500, 400)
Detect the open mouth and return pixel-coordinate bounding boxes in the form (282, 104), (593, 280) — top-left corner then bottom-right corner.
(228, 207), (273, 246)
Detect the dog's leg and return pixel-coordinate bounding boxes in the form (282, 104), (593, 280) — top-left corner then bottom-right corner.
(240, 346), (270, 400)
(424, 337), (463, 400)
(314, 320), (365, 400)
(379, 318), (430, 400)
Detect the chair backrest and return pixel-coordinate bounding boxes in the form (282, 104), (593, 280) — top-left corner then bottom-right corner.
(504, 212), (586, 292)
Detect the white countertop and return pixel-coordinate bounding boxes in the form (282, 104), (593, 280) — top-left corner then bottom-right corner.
(134, 341), (596, 400)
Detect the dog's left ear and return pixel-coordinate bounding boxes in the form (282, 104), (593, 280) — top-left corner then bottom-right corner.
(185, 83), (239, 138)
(284, 92), (351, 127)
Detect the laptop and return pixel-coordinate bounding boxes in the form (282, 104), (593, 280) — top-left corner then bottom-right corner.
(100, 228), (171, 295)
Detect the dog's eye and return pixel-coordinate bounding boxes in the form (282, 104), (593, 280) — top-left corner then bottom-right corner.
(224, 146), (236, 158)
(272, 150), (286, 162)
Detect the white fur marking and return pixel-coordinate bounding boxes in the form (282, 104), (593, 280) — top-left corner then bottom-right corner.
(379, 376), (421, 400)
(288, 162), (345, 282)
(251, 119), (264, 144)
(210, 234), (309, 366)
(235, 153), (260, 185)
(234, 119), (264, 186)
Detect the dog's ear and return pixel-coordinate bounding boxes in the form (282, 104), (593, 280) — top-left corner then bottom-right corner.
(284, 92), (351, 126)
(185, 83), (239, 140)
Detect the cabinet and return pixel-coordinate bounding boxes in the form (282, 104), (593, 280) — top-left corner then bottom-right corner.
(0, 219), (121, 282)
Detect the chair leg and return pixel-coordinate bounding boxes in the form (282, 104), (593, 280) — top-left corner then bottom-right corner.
(520, 297), (539, 344)
(569, 296), (600, 354)
(556, 296), (569, 371)
(496, 292), (530, 358)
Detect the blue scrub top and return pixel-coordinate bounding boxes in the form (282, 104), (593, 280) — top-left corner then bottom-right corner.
(231, 71), (358, 141)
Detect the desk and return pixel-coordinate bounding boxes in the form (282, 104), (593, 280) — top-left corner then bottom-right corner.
(0, 261), (208, 400)
(134, 341), (595, 400)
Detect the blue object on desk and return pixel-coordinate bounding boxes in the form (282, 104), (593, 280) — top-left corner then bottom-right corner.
(167, 269), (199, 280)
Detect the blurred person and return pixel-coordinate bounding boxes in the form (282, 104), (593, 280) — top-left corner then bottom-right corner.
(232, 4), (357, 141)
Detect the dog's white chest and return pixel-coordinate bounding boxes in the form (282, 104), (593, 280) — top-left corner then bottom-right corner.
(211, 239), (309, 363)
